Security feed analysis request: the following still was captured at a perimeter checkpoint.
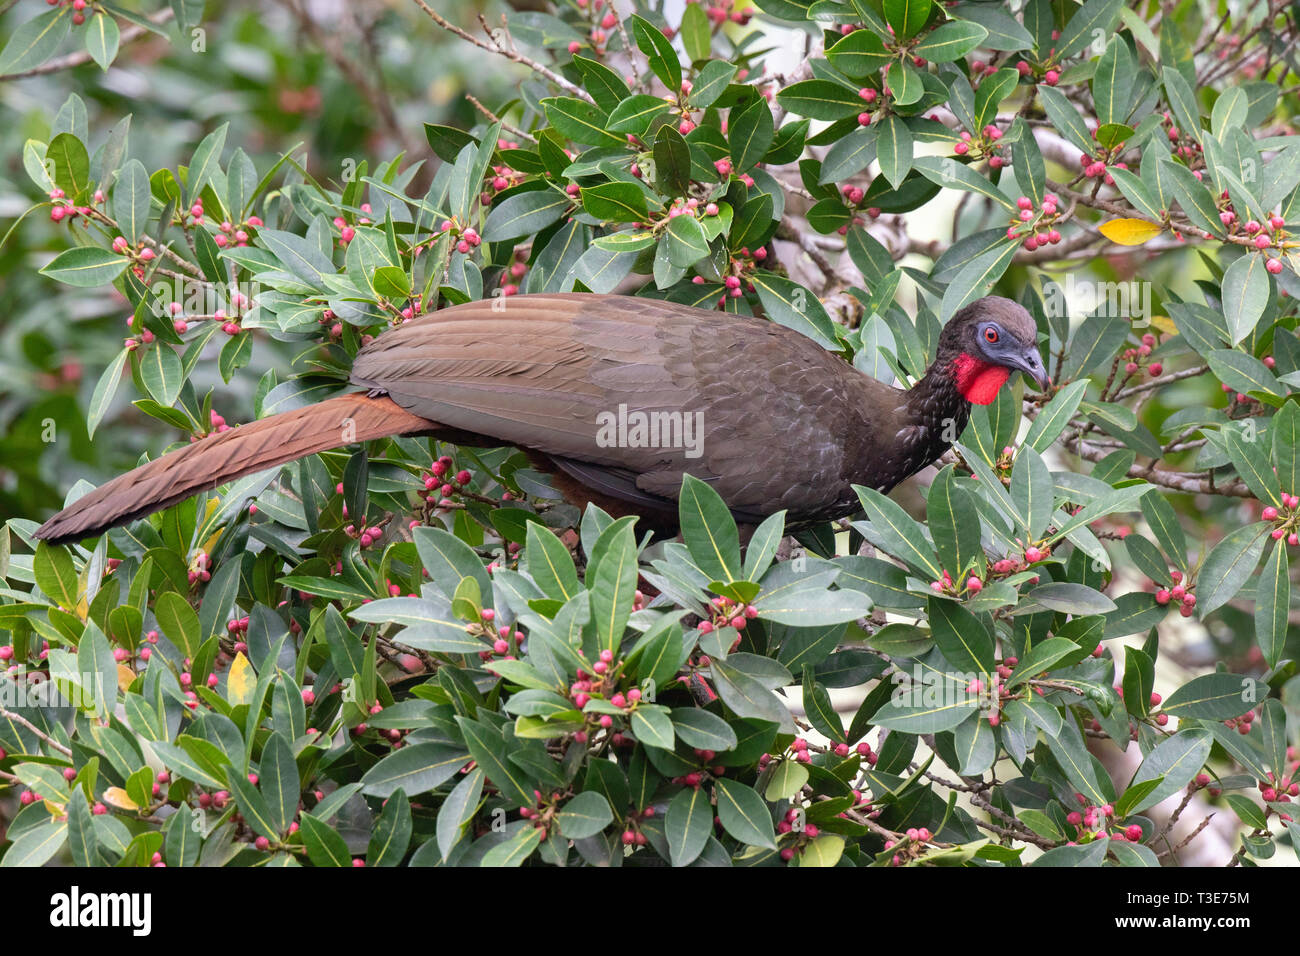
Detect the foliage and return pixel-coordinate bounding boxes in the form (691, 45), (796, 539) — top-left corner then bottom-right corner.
(0, 0), (1298, 867)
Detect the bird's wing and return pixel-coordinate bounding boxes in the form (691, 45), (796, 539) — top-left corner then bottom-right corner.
(350, 293), (873, 516)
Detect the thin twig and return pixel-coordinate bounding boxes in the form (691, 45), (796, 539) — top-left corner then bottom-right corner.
(410, 0), (594, 103)
(0, 705), (73, 758)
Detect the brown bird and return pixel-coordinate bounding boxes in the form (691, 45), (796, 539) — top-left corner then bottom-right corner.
(34, 292), (1047, 545)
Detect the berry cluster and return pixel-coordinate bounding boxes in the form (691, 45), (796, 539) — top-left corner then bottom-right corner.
(418, 455), (475, 515)
(829, 740), (879, 766)
(1006, 193), (1063, 251)
(480, 145), (526, 207)
(436, 217), (482, 256)
(929, 568), (984, 596)
(1152, 569), (1197, 618)
(1262, 494), (1300, 546)
(953, 124), (1009, 170)
(696, 595), (758, 639)
(1063, 795), (1148, 843)
(883, 826), (933, 865)
(211, 212), (263, 249)
(1218, 204), (1288, 273)
(776, 806), (822, 861)
(44, 0), (93, 26)
(1121, 331), (1163, 378)
(47, 185), (97, 223)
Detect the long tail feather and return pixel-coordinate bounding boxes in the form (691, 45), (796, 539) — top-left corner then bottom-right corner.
(34, 393), (434, 546)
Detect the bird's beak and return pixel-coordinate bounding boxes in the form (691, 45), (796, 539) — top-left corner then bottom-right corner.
(1010, 348), (1051, 392)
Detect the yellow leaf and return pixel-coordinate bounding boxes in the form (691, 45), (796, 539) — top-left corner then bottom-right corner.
(199, 499), (225, 554)
(103, 786), (138, 811)
(226, 652), (255, 706)
(1146, 315), (1177, 337)
(1099, 218), (1163, 246)
(117, 663), (137, 693)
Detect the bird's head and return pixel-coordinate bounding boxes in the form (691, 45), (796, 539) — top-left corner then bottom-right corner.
(940, 296), (1050, 404)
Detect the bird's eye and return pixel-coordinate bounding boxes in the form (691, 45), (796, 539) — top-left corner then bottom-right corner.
(983, 327), (999, 344)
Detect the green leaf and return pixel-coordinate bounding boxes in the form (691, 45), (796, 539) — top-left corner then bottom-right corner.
(0, 8), (72, 75)
(112, 158), (151, 243)
(883, 0), (934, 40)
(580, 181), (648, 222)
(1256, 540), (1289, 668)
(456, 716), (536, 808)
(47, 132), (89, 199)
(826, 28), (893, 79)
(690, 60), (738, 108)
(1036, 85), (1096, 155)
(260, 732), (299, 835)
(927, 466), (981, 580)
(299, 813), (351, 867)
(666, 786), (712, 865)
(139, 345), (184, 407)
(1220, 255), (1272, 344)
(671, 708), (739, 750)
(664, 213), (710, 267)
(481, 824), (544, 866)
(40, 246), (128, 287)
(876, 115), (913, 189)
(1025, 380), (1088, 452)
(1062, 310), (1127, 381)
(153, 590), (200, 658)
(714, 778), (777, 849)
(586, 518), (639, 655)
(1010, 446), (1054, 538)
(939, 237), (1019, 320)
(605, 94), (672, 136)
(678, 474), (741, 583)
(85, 13), (120, 70)
(572, 55), (631, 112)
(33, 539), (79, 609)
(436, 768), (484, 861)
(775, 80), (866, 121)
(730, 96), (775, 173)
(525, 522), (580, 603)
(1025, 582), (1116, 615)
(1197, 523), (1268, 614)
(1056, 0), (1123, 60)
(928, 596), (994, 673)
(680, 2), (710, 62)
(630, 704), (676, 750)
(913, 20), (987, 61)
(367, 788), (412, 866)
(186, 123), (228, 204)
(483, 188), (570, 242)
(1029, 840), (1107, 867)
(1127, 730), (1213, 813)
(542, 97), (622, 147)
(853, 485), (942, 579)
(1220, 423), (1282, 506)
(1272, 402), (1300, 496)
(801, 666), (845, 743)
(913, 156), (1017, 211)
(1162, 673), (1263, 720)
(556, 791), (613, 840)
(630, 15), (681, 92)
(749, 272), (839, 348)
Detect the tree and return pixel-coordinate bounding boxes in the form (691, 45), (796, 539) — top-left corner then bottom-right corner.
(0, 0), (1297, 868)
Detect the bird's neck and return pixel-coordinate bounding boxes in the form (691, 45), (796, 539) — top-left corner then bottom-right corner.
(903, 356), (978, 447)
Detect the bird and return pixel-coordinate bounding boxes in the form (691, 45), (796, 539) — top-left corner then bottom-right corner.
(33, 292), (1048, 546)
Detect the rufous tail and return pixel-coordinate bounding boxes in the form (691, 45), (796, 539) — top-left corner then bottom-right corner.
(34, 393), (433, 546)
